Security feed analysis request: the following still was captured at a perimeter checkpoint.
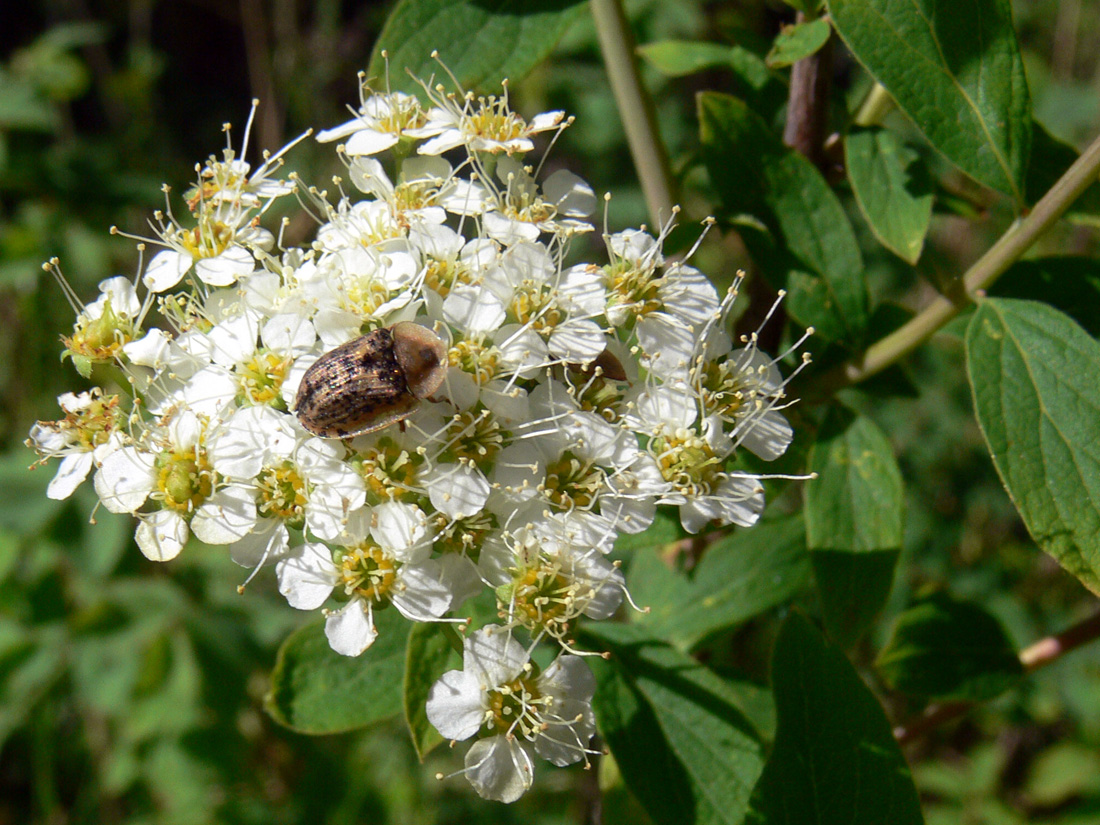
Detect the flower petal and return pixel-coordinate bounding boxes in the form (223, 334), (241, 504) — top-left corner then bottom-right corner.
(143, 249), (191, 292)
(191, 485), (258, 544)
(47, 452), (94, 500)
(276, 542), (337, 609)
(94, 447), (155, 514)
(324, 600), (378, 656)
(136, 509), (188, 562)
(428, 463), (491, 520)
(464, 737), (534, 803)
(425, 669), (485, 741)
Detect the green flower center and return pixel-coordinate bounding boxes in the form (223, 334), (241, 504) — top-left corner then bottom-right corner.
(236, 350), (291, 407)
(542, 452), (602, 510)
(604, 261), (662, 318)
(155, 450), (215, 513)
(343, 277), (390, 318)
(448, 338), (500, 384)
(431, 511), (495, 561)
(423, 258), (473, 297)
(374, 97), (426, 135)
(510, 282), (564, 331)
(699, 360), (746, 419)
(255, 462), (306, 525)
(177, 219), (233, 259)
(466, 99), (530, 147)
(441, 410), (504, 470)
(64, 300), (134, 361)
(499, 560), (579, 640)
(62, 392), (121, 451)
(565, 372), (622, 423)
(651, 431), (721, 494)
(485, 672), (550, 739)
(352, 439), (421, 505)
(337, 541), (396, 603)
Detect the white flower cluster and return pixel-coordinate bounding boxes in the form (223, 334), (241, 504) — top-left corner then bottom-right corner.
(28, 72), (805, 802)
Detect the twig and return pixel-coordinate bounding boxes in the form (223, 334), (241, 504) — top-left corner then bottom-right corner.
(590, 0), (676, 227)
(808, 127), (1100, 394)
(783, 11), (833, 167)
(894, 610), (1100, 746)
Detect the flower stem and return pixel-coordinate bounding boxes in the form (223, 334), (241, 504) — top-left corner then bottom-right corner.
(590, 0), (676, 227)
(808, 127), (1100, 394)
(894, 610), (1100, 746)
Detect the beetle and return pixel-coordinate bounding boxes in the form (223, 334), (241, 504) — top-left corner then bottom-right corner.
(294, 322), (449, 438)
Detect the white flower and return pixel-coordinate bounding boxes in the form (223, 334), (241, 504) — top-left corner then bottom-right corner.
(28, 390), (125, 500)
(696, 345), (795, 461)
(479, 157), (596, 242)
(173, 312), (317, 416)
(204, 405), (366, 567)
(317, 90), (433, 156)
(61, 275), (146, 368)
(425, 625), (597, 802)
(93, 410), (220, 562)
(347, 156), (450, 228)
(626, 384), (765, 532)
(482, 241), (608, 364)
(416, 87), (566, 156)
(493, 380), (651, 532)
(275, 503), (454, 656)
(479, 514), (625, 641)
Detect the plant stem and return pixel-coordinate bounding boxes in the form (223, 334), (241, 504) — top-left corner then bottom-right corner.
(783, 10), (832, 167)
(894, 610), (1100, 746)
(809, 127), (1100, 393)
(590, 0), (676, 228)
(853, 83), (896, 128)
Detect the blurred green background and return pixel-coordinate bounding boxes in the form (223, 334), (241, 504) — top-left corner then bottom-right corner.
(3, 1), (1100, 823)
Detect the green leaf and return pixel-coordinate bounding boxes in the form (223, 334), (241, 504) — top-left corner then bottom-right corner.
(966, 298), (1100, 595)
(876, 592), (1023, 701)
(746, 612), (925, 825)
(367, 0), (585, 96)
(780, 0), (818, 13)
(638, 40), (783, 116)
(765, 19), (832, 68)
(0, 74), (57, 131)
(639, 41), (742, 77)
(404, 623), (458, 761)
(635, 517), (811, 650)
(1024, 743), (1100, 806)
(992, 258), (1100, 337)
(827, 0), (1031, 201)
(811, 550), (899, 648)
(845, 128), (934, 264)
(71, 353), (93, 379)
(583, 622), (764, 825)
(806, 408), (904, 552)
(265, 611), (408, 734)
(699, 92), (868, 344)
(0, 450), (64, 535)
(613, 507), (684, 555)
(0, 623), (66, 751)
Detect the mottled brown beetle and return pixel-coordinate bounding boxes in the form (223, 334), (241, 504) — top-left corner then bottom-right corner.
(294, 322), (449, 438)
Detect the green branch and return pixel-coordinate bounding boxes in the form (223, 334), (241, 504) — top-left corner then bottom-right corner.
(810, 128), (1100, 393)
(895, 610), (1100, 746)
(590, 0), (676, 227)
